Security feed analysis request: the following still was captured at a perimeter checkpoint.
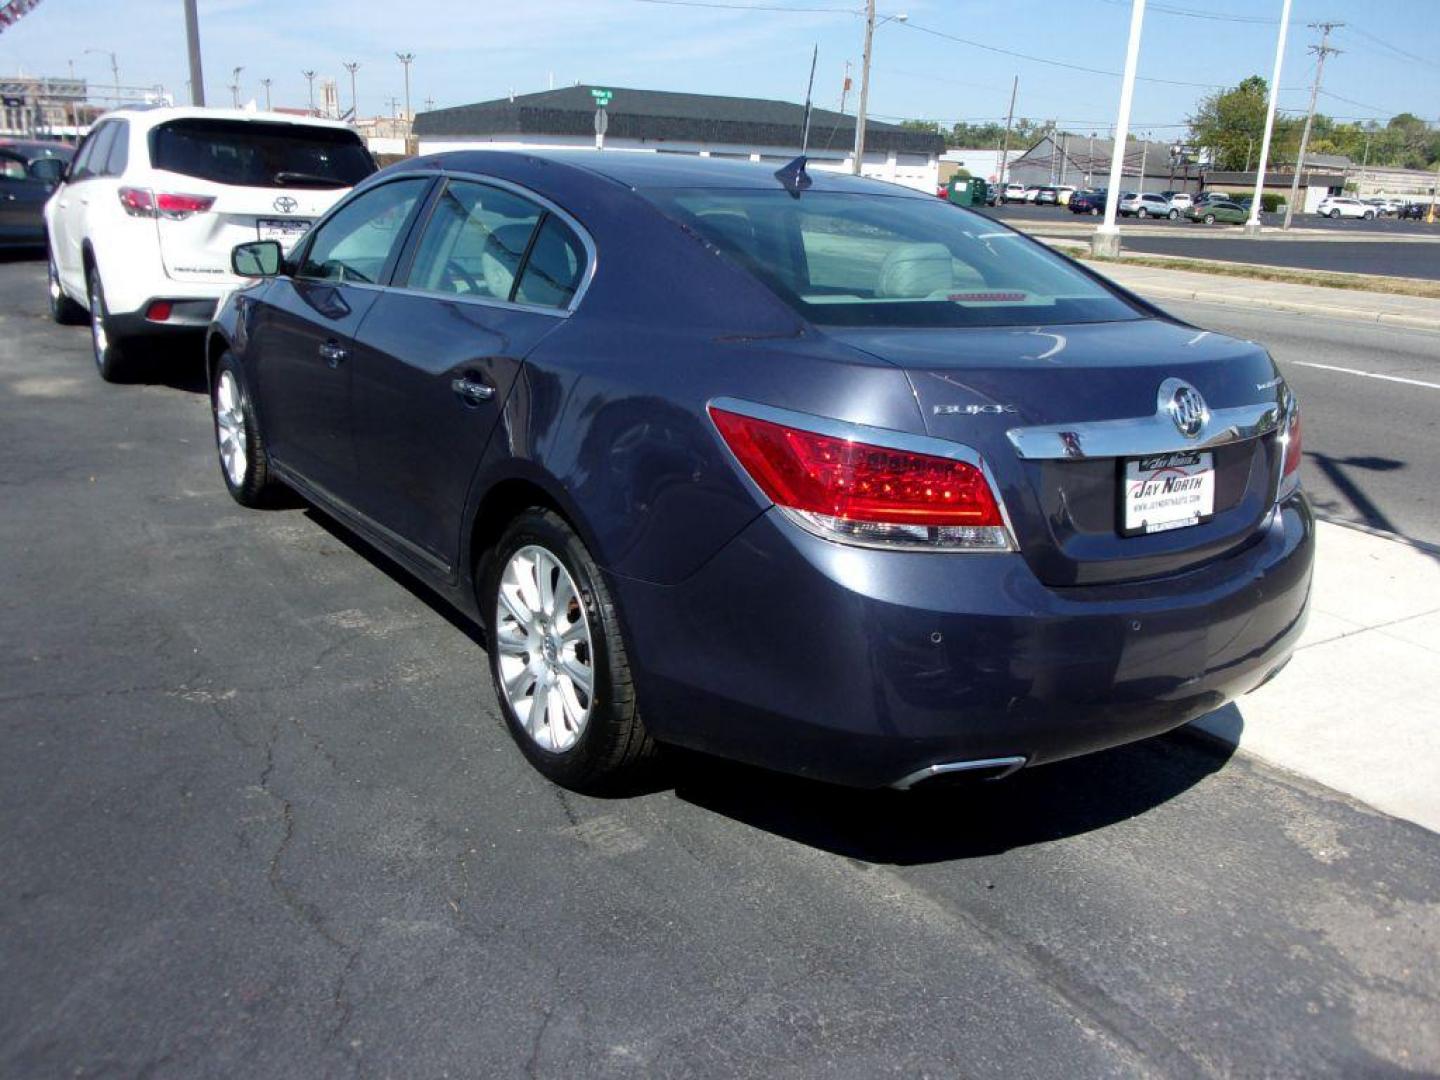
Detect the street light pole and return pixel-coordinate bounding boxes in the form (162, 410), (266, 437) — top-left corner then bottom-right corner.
(183, 0), (205, 106)
(342, 62), (360, 121)
(302, 70), (316, 115)
(997, 75), (1018, 187)
(1092, 0), (1146, 257)
(230, 66), (243, 108)
(1283, 22), (1342, 231)
(849, 8), (907, 176)
(396, 53), (415, 149)
(260, 78), (272, 111)
(1245, 0), (1292, 235)
(85, 49), (120, 104)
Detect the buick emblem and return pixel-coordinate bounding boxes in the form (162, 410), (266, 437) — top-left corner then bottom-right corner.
(1164, 380), (1209, 438)
(273, 196), (299, 214)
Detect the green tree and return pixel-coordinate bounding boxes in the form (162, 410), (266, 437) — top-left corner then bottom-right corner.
(1188, 75), (1278, 171)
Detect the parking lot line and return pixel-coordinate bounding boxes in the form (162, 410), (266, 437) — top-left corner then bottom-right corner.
(1292, 360), (1440, 391)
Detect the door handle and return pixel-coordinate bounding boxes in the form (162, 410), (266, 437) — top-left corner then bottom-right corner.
(318, 341), (348, 368)
(451, 375), (495, 405)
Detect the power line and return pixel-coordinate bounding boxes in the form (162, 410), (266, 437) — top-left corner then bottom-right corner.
(629, 0), (855, 11)
(1094, 0), (1274, 24)
(896, 19), (1232, 89)
(1341, 25), (1440, 72)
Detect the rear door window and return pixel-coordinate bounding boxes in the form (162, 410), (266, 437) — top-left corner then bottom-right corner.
(102, 120), (129, 176)
(402, 180), (543, 301)
(297, 178), (430, 285)
(150, 119), (376, 189)
(514, 216), (586, 308)
(73, 122), (115, 181)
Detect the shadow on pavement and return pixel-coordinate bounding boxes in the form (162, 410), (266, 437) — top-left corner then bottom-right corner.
(273, 478), (1242, 863)
(667, 725), (1237, 866)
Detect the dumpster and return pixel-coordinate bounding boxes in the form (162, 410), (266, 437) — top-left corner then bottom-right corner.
(945, 176), (989, 207)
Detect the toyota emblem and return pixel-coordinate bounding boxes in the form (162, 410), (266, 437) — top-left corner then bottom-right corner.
(273, 196), (299, 214)
(1164, 380), (1209, 438)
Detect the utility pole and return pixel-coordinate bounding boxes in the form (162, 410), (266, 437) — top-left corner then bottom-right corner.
(183, 0), (205, 105)
(85, 49), (120, 104)
(851, 0), (876, 174)
(998, 75), (1018, 187)
(1283, 21), (1342, 230)
(302, 70), (316, 115)
(838, 59), (852, 115)
(229, 66), (243, 107)
(396, 52), (415, 150)
(1245, 0), (1292, 235)
(1428, 158), (1439, 225)
(1093, 0), (1146, 257)
(424, 96), (435, 113)
(260, 78), (272, 111)
(342, 62), (360, 120)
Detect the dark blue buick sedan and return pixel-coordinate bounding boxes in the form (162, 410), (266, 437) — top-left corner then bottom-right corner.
(208, 150), (1312, 792)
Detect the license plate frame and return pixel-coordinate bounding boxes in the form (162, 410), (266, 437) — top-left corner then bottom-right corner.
(256, 217), (312, 248)
(1120, 451), (1216, 536)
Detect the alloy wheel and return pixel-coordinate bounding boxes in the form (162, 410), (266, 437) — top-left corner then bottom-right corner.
(214, 370), (249, 487)
(88, 275), (107, 365)
(494, 544), (594, 753)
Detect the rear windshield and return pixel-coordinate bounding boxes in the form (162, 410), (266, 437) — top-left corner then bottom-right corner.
(150, 120), (376, 189)
(646, 188), (1143, 328)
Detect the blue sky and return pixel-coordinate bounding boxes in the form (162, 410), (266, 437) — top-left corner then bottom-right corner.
(2, 0), (1436, 138)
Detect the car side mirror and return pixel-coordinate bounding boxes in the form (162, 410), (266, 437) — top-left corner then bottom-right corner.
(28, 158), (65, 187)
(232, 240), (284, 278)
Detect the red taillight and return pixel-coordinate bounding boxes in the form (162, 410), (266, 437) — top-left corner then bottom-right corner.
(155, 192), (214, 216)
(1282, 409), (1302, 478)
(145, 301), (173, 322)
(119, 186), (154, 216)
(710, 406), (1010, 551)
(117, 187), (213, 219)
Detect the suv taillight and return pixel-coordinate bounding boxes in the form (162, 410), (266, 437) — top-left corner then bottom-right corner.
(709, 404), (1013, 552)
(119, 187), (215, 220)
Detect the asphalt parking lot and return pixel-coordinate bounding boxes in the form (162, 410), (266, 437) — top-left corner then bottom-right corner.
(3, 251), (1440, 1077)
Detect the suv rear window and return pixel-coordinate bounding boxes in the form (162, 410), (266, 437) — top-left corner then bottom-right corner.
(149, 119), (376, 189)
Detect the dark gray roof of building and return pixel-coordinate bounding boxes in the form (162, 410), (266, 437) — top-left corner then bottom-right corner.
(413, 85), (943, 155)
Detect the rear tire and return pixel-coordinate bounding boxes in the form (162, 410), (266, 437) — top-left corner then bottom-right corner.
(1089, 207), (1099, 216)
(47, 246), (86, 325)
(1329, 209), (1341, 219)
(212, 351), (282, 508)
(86, 266), (130, 383)
(1203, 213), (1217, 225)
(1168, 209), (1180, 220)
(483, 508), (657, 792)
(1137, 208), (1149, 218)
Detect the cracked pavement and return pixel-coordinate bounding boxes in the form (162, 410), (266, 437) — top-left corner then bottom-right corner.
(2, 254), (1439, 1077)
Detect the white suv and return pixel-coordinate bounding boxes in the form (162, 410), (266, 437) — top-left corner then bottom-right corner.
(1314, 196), (1375, 221)
(44, 106), (375, 381)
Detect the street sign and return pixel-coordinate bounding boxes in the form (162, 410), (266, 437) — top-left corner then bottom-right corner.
(589, 88), (613, 107)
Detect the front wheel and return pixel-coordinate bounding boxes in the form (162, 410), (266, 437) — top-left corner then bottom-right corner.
(1089, 207), (1100, 216)
(48, 246), (86, 325)
(1168, 209), (1180, 220)
(212, 351), (282, 507)
(1364, 211), (1375, 220)
(484, 509), (656, 791)
(1137, 208), (1149, 218)
(1203, 214), (1216, 225)
(1329, 209), (1341, 219)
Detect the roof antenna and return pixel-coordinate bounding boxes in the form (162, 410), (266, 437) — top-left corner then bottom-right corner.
(774, 156), (812, 197)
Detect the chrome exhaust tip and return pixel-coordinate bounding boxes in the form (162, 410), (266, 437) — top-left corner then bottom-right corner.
(891, 756), (1027, 792)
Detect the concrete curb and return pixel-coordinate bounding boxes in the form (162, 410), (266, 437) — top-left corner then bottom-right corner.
(1131, 284), (1440, 333)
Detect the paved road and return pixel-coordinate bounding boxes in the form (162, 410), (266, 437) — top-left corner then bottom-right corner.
(1163, 301), (1440, 546)
(986, 202), (1440, 238)
(983, 205), (1440, 280)
(3, 255), (1439, 1077)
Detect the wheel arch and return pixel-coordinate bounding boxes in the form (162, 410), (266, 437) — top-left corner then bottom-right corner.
(464, 468), (598, 597)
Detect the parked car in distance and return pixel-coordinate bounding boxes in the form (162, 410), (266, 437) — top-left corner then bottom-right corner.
(1315, 196), (1375, 220)
(1187, 199), (1248, 225)
(208, 151), (1312, 794)
(1398, 202), (1429, 220)
(1067, 189), (1109, 215)
(44, 106), (377, 382)
(1118, 192), (1171, 218)
(1055, 185), (1077, 206)
(0, 141), (72, 248)
(1193, 191), (1231, 207)
(1162, 192), (1193, 217)
(1033, 185), (1061, 205)
(1001, 182), (1027, 203)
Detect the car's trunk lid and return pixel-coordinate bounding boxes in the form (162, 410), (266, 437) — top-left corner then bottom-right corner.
(828, 318), (1288, 586)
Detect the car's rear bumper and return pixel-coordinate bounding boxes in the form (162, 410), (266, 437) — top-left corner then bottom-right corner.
(613, 493), (1314, 788)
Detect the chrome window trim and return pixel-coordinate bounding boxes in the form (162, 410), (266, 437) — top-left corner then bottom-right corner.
(300, 167), (599, 315)
(708, 395), (1020, 553)
(1006, 392), (1283, 461)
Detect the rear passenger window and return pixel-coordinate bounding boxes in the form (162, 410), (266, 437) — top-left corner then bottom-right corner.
(514, 216), (586, 309)
(404, 180), (542, 301)
(74, 123), (115, 181)
(102, 121), (129, 176)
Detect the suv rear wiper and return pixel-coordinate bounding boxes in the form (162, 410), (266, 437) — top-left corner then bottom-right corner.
(272, 171), (344, 187)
